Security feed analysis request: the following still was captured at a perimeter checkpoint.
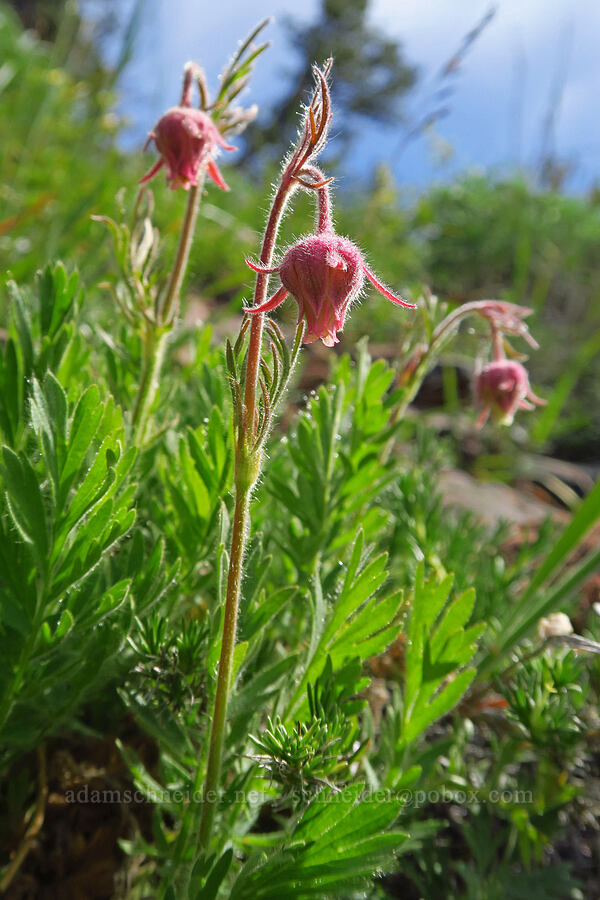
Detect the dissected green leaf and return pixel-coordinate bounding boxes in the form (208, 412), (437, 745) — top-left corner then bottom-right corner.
(231, 785), (406, 899)
(1, 445), (48, 561)
(401, 563), (482, 746)
(287, 533), (402, 715)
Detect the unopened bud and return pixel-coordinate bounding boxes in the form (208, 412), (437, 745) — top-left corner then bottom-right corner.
(140, 107), (235, 191)
(475, 359), (545, 427)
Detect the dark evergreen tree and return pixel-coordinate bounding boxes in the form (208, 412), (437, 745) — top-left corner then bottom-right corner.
(243, 0), (417, 162)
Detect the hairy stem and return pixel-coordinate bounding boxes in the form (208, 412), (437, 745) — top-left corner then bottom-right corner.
(243, 172), (295, 437)
(131, 178), (203, 440)
(197, 483), (250, 848)
(197, 171), (296, 855)
(301, 166), (332, 233)
(161, 178), (203, 326)
(130, 325), (166, 442)
(390, 300), (500, 429)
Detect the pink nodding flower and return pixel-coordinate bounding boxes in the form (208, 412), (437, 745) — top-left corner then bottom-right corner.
(476, 359), (546, 427)
(246, 232), (415, 347)
(140, 107), (235, 191)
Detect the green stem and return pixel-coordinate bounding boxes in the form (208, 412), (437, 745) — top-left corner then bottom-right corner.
(198, 482), (251, 848)
(130, 325), (167, 443)
(0, 570), (46, 735)
(131, 179), (203, 440)
(390, 299), (509, 431)
(194, 172), (297, 860)
(161, 180), (203, 326)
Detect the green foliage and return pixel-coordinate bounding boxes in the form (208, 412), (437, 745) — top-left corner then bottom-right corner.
(2, 258), (596, 897)
(285, 531), (402, 716)
(502, 651), (587, 757)
(0, 368), (137, 760)
(0, 262), (86, 444)
(260, 344), (402, 583)
(479, 476), (600, 677)
(249, 658), (361, 800)
(231, 784), (406, 899)
(128, 613), (209, 713)
(400, 564), (483, 747)
(160, 413), (233, 577)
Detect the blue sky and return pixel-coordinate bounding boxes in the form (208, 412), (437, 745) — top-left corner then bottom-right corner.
(92, 0), (600, 193)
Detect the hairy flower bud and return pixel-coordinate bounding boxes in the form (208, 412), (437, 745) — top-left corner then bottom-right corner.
(141, 107), (235, 191)
(476, 359), (545, 427)
(246, 232), (415, 347)
(279, 234), (362, 346)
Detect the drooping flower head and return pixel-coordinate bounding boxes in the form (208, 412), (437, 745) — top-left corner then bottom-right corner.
(140, 106), (235, 191)
(246, 232), (415, 346)
(475, 359), (545, 427)
(244, 65), (414, 346)
(246, 163), (415, 347)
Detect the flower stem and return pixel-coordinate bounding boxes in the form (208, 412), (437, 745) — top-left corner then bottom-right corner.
(197, 483), (251, 848)
(130, 324), (167, 443)
(192, 65), (330, 848)
(161, 179), (203, 326)
(131, 178), (203, 440)
(316, 183), (332, 233)
(390, 300), (499, 428)
(491, 325), (504, 361)
(243, 172), (294, 436)
(196, 171), (296, 855)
